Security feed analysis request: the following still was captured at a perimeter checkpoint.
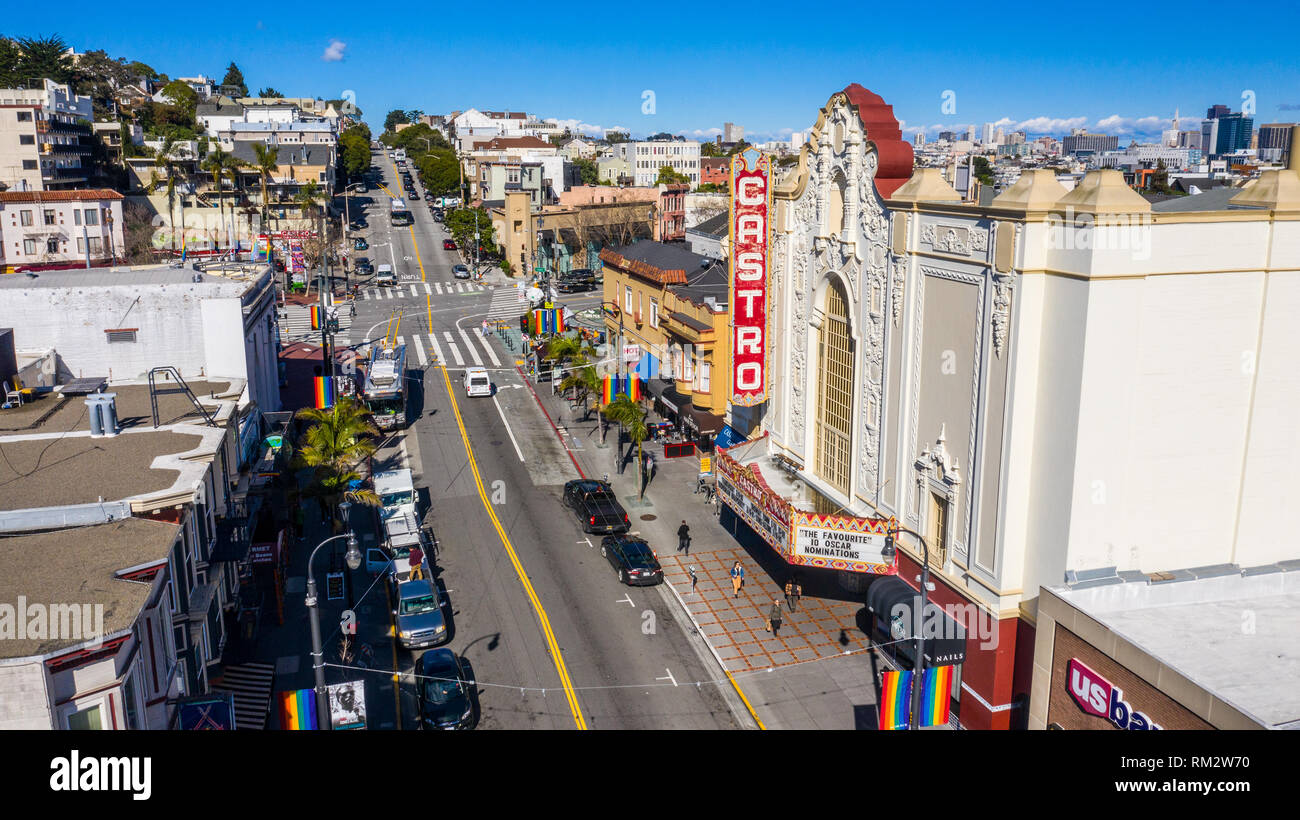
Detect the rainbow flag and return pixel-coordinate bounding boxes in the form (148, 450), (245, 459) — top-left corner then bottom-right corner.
(279, 689), (318, 730)
(600, 376), (640, 404)
(625, 375), (640, 401)
(879, 669), (912, 730)
(917, 665), (953, 727)
(601, 375), (614, 405)
(313, 376), (334, 409)
(531, 308), (565, 335)
(310, 305), (321, 330)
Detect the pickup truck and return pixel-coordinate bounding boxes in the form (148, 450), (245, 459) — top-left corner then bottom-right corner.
(375, 264), (395, 287)
(562, 479), (630, 534)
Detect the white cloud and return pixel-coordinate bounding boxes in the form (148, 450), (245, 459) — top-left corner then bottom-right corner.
(545, 117), (615, 136)
(689, 127), (722, 138)
(321, 40), (347, 62)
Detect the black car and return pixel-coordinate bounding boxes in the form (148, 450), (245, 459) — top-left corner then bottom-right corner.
(354, 258), (373, 276)
(563, 479), (630, 534)
(555, 271), (595, 293)
(599, 535), (664, 586)
(415, 649), (474, 730)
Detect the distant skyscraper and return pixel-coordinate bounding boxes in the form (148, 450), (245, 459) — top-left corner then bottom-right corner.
(965, 124), (976, 143)
(938, 130), (955, 142)
(791, 131), (805, 150)
(1162, 108), (1181, 147)
(1257, 123), (1295, 165)
(981, 122), (993, 145)
(915, 131), (926, 146)
(1201, 110), (1253, 157)
(1206, 104), (1230, 120)
(723, 122), (744, 143)
(995, 126), (1005, 145)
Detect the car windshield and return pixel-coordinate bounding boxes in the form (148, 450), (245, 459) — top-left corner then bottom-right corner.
(422, 676), (463, 703)
(623, 542), (653, 561)
(401, 594), (439, 615)
(380, 491), (413, 509)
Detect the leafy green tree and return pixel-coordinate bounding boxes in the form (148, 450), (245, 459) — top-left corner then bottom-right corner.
(415, 151), (460, 197)
(69, 49), (133, 117)
(220, 62), (248, 96)
(559, 364), (600, 420)
(695, 182), (724, 193)
(444, 207), (495, 249)
(294, 397), (381, 526)
(973, 156), (995, 187)
(605, 130), (631, 143)
(256, 86), (282, 98)
(16, 35), (75, 85)
(604, 394), (650, 499)
(573, 157), (598, 185)
(0, 37), (24, 88)
(384, 109), (411, 133)
(339, 131), (370, 180)
(157, 80), (199, 121)
(655, 165), (690, 185)
(127, 60), (161, 81)
(700, 141), (720, 157)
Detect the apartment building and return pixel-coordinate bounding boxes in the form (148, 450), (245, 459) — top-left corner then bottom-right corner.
(0, 190), (125, 273)
(615, 138), (701, 187)
(0, 79), (95, 192)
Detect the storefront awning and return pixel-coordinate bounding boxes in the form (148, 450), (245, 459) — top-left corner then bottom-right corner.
(685, 405), (723, 436)
(867, 575), (967, 667)
(715, 424), (743, 450)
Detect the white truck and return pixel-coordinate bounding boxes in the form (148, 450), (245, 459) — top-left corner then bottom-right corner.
(366, 469), (432, 580)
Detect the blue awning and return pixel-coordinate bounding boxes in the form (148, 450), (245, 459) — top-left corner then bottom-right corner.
(714, 424), (743, 450)
(633, 352), (660, 380)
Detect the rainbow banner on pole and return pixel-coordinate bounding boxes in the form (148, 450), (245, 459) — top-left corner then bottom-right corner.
(279, 689), (319, 730)
(878, 669), (913, 730)
(532, 308), (565, 335)
(917, 665), (953, 727)
(600, 375), (640, 404)
(310, 305), (321, 330)
(313, 376), (334, 409)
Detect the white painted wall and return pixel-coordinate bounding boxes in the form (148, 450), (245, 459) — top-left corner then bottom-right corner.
(0, 662), (52, 729)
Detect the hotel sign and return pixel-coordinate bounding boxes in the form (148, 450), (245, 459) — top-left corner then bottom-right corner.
(729, 148), (770, 406)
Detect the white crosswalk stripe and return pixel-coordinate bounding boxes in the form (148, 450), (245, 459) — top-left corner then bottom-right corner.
(485, 286), (526, 323)
(426, 331), (445, 363)
(455, 283), (466, 293)
(411, 334), (428, 366)
(409, 285), (419, 298)
(423, 283), (431, 295)
(443, 332), (464, 366)
(470, 324), (501, 367)
(434, 283), (443, 295)
(456, 326), (483, 366)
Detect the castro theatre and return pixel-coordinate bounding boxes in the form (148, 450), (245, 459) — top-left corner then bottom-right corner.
(723, 82), (1300, 730)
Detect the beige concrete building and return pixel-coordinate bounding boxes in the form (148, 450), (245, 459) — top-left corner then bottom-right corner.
(491, 190), (656, 276)
(0, 80), (95, 192)
(0, 190), (125, 272)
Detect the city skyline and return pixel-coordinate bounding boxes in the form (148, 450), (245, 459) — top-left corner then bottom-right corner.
(5, 0), (1299, 145)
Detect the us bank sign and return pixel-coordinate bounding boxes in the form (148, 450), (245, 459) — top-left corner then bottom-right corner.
(729, 148), (770, 406)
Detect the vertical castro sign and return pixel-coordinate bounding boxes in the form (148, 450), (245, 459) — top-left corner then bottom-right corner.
(730, 148), (770, 406)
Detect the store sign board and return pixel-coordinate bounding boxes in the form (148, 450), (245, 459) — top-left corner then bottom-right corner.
(791, 513), (894, 574)
(729, 149), (770, 406)
(1067, 658), (1163, 730)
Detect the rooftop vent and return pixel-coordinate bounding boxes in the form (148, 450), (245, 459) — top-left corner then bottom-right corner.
(85, 392), (119, 437)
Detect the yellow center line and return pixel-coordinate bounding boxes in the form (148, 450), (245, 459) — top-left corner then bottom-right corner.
(385, 579), (401, 726)
(438, 364), (587, 729)
(382, 161), (427, 283)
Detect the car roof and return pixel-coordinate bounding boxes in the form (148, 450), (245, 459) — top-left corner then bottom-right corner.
(398, 578), (435, 599)
(416, 648), (459, 674)
(466, 366), (488, 375)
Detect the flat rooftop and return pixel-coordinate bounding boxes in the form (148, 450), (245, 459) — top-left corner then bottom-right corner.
(0, 518), (180, 658)
(0, 264), (266, 294)
(0, 380), (233, 434)
(1050, 568), (1300, 729)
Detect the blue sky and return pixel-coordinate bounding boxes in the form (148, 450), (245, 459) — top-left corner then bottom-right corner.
(10, 0), (1300, 142)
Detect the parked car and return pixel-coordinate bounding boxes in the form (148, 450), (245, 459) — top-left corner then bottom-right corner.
(354, 258), (373, 276)
(463, 366), (491, 397)
(452, 264), (471, 279)
(443, 239), (457, 250)
(415, 649), (474, 730)
(563, 479), (630, 534)
(353, 238), (368, 251)
(393, 578), (448, 650)
(556, 270), (596, 293)
(599, 535), (664, 586)
(424, 191), (435, 201)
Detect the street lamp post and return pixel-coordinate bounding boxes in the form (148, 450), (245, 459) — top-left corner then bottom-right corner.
(342, 182), (364, 294)
(881, 525), (932, 731)
(305, 501), (362, 730)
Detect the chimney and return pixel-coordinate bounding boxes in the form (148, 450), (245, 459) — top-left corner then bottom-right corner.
(86, 392), (119, 437)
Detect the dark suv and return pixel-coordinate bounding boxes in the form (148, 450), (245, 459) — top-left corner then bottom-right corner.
(562, 479), (630, 534)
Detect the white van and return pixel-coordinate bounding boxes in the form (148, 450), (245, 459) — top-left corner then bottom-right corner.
(376, 263), (395, 286)
(463, 367), (491, 397)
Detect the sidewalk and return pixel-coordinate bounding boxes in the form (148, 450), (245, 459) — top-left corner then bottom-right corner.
(514, 361), (887, 730)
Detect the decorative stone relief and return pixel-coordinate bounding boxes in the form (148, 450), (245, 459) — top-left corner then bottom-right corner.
(991, 274), (1012, 358)
(891, 258), (905, 327)
(970, 227), (989, 252)
(919, 223), (936, 245)
(934, 226), (970, 254)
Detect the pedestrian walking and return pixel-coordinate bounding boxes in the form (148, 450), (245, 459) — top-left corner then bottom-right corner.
(408, 544), (425, 581)
(677, 520), (691, 554)
(784, 575), (803, 613)
(767, 599), (784, 636)
(689, 565), (698, 593)
(730, 561), (745, 597)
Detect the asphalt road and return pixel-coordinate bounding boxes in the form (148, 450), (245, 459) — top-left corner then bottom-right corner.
(353, 152), (739, 730)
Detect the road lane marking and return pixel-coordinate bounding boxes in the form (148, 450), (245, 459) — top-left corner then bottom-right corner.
(492, 394), (526, 463)
(435, 282), (444, 295)
(457, 325), (484, 366)
(442, 332), (464, 366)
(411, 335), (428, 366)
(423, 282), (432, 295)
(657, 669), (678, 687)
(617, 594), (635, 609)
(439, 365), (586, 729)
(426, 331), (444, 364)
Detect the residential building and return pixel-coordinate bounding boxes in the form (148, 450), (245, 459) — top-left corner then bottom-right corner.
(491, 189), (656, 276)
(560, 137), (596, 161)
(228, 142), (337, 202)
(479, 161), (546, 208)
(0, 190), (126, 273)
(755, 82), (1300, 730)
(700, 156), (729, 188)
(600, 241), (731, 442)
(657, 183), (688, 241)
(597, 155), (632, 185)
(0, 79), (95, 192)
(219, 120), (337, 149)
(196, 97), (246, 136)
(615, 137), (701, 187)
(93, 120), (143, 166)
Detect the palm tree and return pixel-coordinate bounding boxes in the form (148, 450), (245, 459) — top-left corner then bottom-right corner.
(202, 146), (228, 252)
(253, 142), (280, 228)
(559, 364), (601, 420)
(543, 335), (589, 364)
(150, 136), (179, 253)
(604, 393), (650, 499)
(293, 397), (381, 527)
